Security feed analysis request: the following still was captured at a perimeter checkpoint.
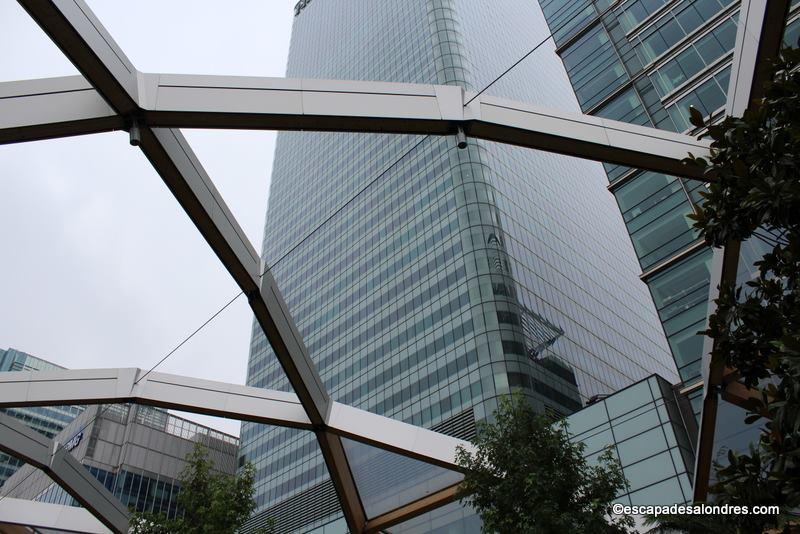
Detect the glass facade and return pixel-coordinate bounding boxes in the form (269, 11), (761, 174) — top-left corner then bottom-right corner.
(33, 465), (184, 520)
(542, 0), (800, 386)
(241, 1), (677, 531)
(0, 348), (84, 487)
(539, 0), (749, 390)
(1, 403), (238, 520)
(542, 0), (800, 507)
(566, 375), (697, 507)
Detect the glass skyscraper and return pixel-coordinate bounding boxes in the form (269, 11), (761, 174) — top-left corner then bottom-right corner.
(240, 1), (681, 531)
(538, 0), (800, 402)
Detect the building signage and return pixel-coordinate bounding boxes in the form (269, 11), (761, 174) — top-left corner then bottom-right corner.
(64, 430), (84, 452)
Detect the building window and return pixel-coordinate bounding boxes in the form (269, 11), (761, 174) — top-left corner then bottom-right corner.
(562, 25), (630, 110)
(647, 248), (712, 382)
(618, 0), (669, 33)
(633, 0), (730, 66)
(615, 171), (699, 270)
(649, 15), (737, 98)
(666, 65), (731, 131)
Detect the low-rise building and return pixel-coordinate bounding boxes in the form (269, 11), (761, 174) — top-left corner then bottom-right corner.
(1, 403), (238, 519)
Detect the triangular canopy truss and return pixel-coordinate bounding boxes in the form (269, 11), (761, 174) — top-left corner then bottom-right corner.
(0, 0), (786, 531)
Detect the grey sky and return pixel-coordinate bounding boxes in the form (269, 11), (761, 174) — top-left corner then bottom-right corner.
(0, 0), (297, 436)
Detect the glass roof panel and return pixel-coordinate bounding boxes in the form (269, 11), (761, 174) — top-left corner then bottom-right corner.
(341, 437), (463, 519)
(385, 500), (481, 534)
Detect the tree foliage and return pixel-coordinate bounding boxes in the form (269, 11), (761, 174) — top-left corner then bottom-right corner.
(455, 393), (632, 533)
(651, 46), (800, 533)
(130, 443), (273, 534)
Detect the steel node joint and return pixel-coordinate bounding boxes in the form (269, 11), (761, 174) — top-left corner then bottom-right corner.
(128, 119), (142, 146)
(456, 125), (467, 149)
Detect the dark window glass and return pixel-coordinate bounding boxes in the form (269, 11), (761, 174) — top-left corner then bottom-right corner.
(615, 171), (698, 269)
(647, 248), (712, 382)
(596, 88), (650, 125)
(562, 26), (630, 109)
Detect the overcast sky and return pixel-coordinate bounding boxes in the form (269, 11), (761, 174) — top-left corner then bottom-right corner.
(0, 0), (298, 436)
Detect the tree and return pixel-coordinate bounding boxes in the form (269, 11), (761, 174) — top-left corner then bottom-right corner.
(646, 46), (800, 534)
(688, 44), (800, 530)
(130, 443), (273, 534)
(455, 393), (632, 533)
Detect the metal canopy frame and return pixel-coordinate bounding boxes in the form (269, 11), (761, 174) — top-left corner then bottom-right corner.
(0, 0), (775, 530)
(0, 497), (112, 534)
(0, 411), (129, 533)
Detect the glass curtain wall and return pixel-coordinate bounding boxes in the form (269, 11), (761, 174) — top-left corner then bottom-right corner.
(241, 1), (677, 531)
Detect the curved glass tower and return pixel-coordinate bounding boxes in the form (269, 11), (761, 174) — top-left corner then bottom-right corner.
(241, 1), (678, 531)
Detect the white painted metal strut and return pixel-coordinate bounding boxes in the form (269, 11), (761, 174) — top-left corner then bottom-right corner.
(0, 72), (710, 180)
(0, 412), (129, 533)
(0, 368), (470, 470)
(0, 366), (471, 531)
(0, 76), (120, 144)
(0, 497), (112, 534)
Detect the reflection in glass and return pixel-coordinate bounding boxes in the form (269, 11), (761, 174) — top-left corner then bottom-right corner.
(386, 500), (481, 534)
(341, 438), (463, 519)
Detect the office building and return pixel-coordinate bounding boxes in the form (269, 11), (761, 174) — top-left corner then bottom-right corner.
(538, 0), (800, 510)
(0, 348), (84, 487)
(538, 0), (800, 401)
(393, 373), (698, 533)
(1, 403), (238, 519)
(566, 374), (696, 507)
(241, 1), (682, 531)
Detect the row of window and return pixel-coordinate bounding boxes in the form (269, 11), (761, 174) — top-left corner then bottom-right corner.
(36, 465), (182, 519)
(614, 171), (700, 271)
(650, 14), (737, 98)
(632, 0), (732, 66)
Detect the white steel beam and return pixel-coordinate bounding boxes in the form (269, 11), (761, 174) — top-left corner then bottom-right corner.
(0, 412), (129, 533)
(0, 497), (111, 533)
(364, 484), (460, 534)
(0, 368), (311, 429)
(726, 0), (792, 117)
(0, 72), (710, 179)
(328, 402), (468, 469)
(0, 76), (121, 143)
(0, 366), (473, 532)
(0, 368), (471, 470)
(12, 0), (333, 430)
(137, 127), (332, 425)
(141, 73), (708, 179)
(316, 430), (368, 532)
(14, 2), (354, 526)
(17, 0), (138, 115)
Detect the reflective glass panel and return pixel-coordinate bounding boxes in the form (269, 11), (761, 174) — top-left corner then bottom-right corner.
(342, 437), (464, 519)
(385, 500), (481, 534)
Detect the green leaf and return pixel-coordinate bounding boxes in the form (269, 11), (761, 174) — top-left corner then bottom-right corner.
(688, 105), (705, 128)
